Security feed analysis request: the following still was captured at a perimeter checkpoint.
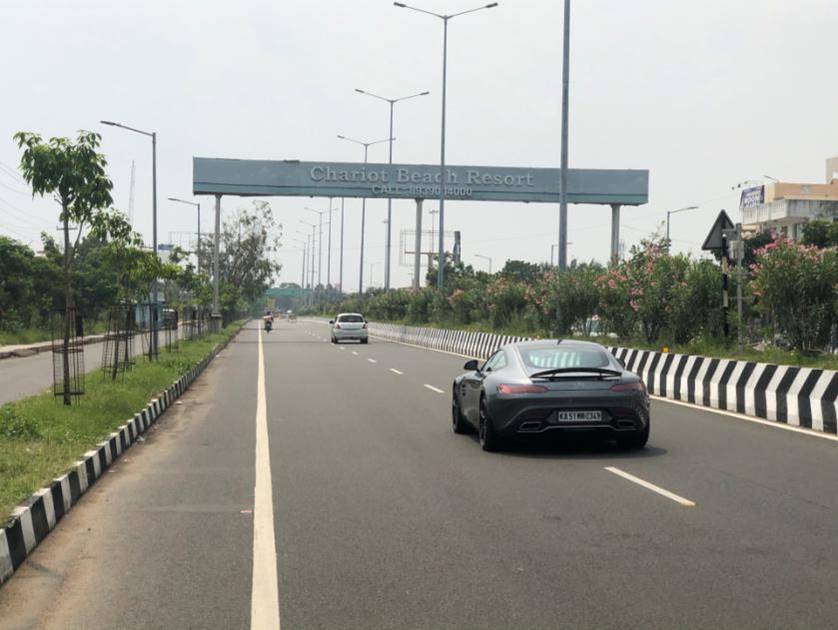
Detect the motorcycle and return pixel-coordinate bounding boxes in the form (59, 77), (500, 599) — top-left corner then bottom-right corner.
(264, 318), (273, 333)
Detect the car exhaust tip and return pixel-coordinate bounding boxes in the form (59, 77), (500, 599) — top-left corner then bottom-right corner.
(518, 421), (543, 432)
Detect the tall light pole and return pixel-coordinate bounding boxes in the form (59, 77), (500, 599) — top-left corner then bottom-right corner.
(666, 205), (699, 251)
(557, 0), (571, 272)
(393, 1), (498, 290)
(101, 120), (159, 358)
(336, 134), (393, 294)
(300, 220), (317, 290)
(168, 197), (201, 274)
(475, 253), (492, 274)
(305, 207), (328, 288)
(355, 88), (430, 291)
(295, 230), (311, 289)
(339, 198), (345, 292)
(290, 237), (307, 289)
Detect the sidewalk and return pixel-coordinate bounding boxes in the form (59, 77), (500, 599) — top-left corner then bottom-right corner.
(0, 335), (106, 360)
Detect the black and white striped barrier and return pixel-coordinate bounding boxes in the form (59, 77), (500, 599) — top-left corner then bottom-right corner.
(363, 322), (837, 435)
(0, 330), (241, 586)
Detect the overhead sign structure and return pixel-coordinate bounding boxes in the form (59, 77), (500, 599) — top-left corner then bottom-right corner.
(702, 210), (735, 251)
(194, 157), (649, 290)
(193, 158), (648, 206)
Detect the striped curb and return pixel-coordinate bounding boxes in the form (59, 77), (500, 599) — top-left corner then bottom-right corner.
(309, 319), (836, 435)
(0, 327), (242, 586)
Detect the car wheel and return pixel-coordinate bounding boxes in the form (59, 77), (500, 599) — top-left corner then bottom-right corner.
(361, 338), (369, 344)
(478, 396), (504, 452)
(331, 336), (337, 344)
(616, 421), (650, 450)
(452, 390), (472, 434)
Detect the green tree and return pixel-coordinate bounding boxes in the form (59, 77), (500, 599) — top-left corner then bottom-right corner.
(15, 130), (118, 404)
(801, 219), (838, 249)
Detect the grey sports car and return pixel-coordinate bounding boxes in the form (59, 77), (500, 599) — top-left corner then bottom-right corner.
(451, 339), (650, 451)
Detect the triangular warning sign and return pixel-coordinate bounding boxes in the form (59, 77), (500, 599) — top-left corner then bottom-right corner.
(701, 210), (734, 251)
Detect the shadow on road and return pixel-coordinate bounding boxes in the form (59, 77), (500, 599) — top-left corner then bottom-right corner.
(467, 433), (667, 460)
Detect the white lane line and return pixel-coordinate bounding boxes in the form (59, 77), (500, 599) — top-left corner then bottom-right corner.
(604, 466), (696, 507)
(389, 368), (403, 375)
(252, 327), (280, 629)
(424, 384), (445, 394)
(367, 358), (377, 364)
(351, 351), (359, 356)
(339, 347), (346, 351)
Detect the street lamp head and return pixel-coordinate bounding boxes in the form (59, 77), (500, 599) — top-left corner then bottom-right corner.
(354, 88), (365, 94)
(420, 91), (430, 96)
(100, 120), (118, 126)
(394, 2), (406, 6)
(486, 2), (498, 7)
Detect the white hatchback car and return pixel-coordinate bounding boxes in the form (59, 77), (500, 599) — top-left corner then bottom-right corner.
(330, 313), (369, 344)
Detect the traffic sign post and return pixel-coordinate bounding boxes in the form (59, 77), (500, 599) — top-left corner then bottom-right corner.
(702, 210), (736, 339)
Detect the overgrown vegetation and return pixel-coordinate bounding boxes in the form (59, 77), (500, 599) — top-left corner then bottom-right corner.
(304, 230), (838, 363)
(0, 322), (242, 520)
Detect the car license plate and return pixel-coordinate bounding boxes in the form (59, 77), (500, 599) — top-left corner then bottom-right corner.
(555, 410), (602, 423)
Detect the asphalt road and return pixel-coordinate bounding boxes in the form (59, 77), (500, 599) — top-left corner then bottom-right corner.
(1, 320), (836, 629)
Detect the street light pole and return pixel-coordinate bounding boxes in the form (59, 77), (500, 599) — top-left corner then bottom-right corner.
(355, 88), (429, 290)
(665, 205), (699, 251)
(167, 197), (201, 274)
(558, 0), (570, 272)
(336, 134), (393, 294)
(393, 2), (498, 290)
(101, 120), (160, 356)
(339, 198), (345, 292)
(475, 253), (492, 274)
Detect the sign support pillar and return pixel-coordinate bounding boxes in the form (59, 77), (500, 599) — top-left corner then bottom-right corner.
(211, 194), (222, 331)
(413, 198), (423, 290)
(610, 203), (620, 263)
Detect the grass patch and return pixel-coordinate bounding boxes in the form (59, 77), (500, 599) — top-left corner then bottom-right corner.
(0, 322), (243, 520)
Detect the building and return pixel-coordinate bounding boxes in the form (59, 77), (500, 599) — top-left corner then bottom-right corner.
(741, 157), (838, 239)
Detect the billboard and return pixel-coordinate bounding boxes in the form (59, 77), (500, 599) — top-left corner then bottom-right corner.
(193, 158), (649, 206)
(739, 186), (765, 210)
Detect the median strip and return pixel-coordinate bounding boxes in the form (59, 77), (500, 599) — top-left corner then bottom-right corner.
(604, 466), (696, 507)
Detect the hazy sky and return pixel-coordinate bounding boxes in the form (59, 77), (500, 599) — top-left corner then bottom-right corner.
(2, 0), (836, 289)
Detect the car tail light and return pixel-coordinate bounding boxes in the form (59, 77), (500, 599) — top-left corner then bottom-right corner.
(610, 381), (646, 394)
(497, 384), (548, 395)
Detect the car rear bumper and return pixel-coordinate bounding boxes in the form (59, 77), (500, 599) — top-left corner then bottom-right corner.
(333, 329), (368, 341)
(489, 392), (649, 437)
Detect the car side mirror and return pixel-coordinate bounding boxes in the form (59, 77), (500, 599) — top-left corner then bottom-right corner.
(616, 357), (625, 368)
(463, 359), (480, 371)
(329, 320), (335, 325)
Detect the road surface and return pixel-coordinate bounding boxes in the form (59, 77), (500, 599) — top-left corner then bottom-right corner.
(1, 320), (836, 629)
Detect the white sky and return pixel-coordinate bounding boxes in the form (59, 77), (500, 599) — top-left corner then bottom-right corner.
(1, 0), (836, 290)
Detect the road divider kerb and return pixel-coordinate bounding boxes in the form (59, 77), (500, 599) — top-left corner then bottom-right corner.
(0, 323), (246, 587)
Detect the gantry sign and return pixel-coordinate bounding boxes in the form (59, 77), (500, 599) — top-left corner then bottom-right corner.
(193, 158), (649, 288)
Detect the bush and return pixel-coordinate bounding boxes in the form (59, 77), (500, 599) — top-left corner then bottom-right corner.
(486, 277), (528, 329)
(751, 239), (838, 352)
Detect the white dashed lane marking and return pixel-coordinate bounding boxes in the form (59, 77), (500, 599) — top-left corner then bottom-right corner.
(389, 368), (403, 375)
(604, 466), (696, 507)
(367, 358), (377, 364)
(424, 384), (445, 394)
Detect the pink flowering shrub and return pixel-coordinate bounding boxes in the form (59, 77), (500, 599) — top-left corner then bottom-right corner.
(750, 238), (838, 352)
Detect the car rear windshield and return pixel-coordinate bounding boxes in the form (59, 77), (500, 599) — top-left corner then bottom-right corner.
(520, 347), (611, 370)
(338, 315), (364, 323)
